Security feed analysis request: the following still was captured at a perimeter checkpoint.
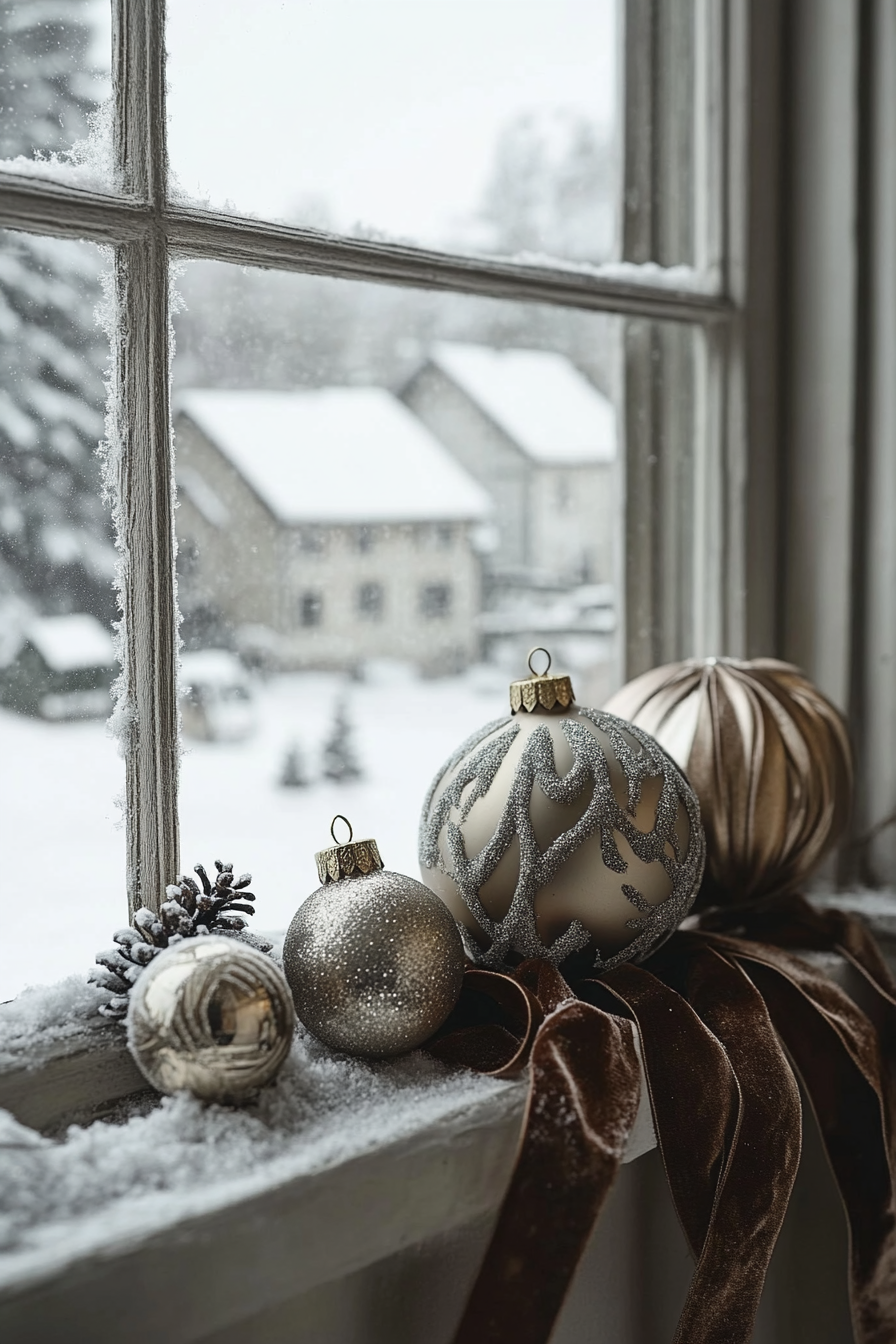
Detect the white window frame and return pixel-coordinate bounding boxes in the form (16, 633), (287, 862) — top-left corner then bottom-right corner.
(0, 0), (763, 916)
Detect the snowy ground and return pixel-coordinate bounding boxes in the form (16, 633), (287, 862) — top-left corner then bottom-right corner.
(0, 664), (520, 1002)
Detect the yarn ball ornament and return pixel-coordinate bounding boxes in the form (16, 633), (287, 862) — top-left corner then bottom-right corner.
(418, 653), (705, 973)
(603, 656), (853, 910)
(126, 936), (295, 1103)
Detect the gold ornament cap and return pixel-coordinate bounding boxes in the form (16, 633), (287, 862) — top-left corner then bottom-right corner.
(315, 815), (384, 885)
(509, 647), (575, 714)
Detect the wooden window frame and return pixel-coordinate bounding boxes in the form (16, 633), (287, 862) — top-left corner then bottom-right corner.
(0, 0), (768, 916)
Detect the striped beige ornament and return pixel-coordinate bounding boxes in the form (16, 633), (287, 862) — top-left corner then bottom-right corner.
(603, 658), (853, 910)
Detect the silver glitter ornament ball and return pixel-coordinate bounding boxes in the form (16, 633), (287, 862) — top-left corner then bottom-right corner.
(127, 936), (295, 1103)
(283, 817), (466, 1058)
(419, 650), (705, 974)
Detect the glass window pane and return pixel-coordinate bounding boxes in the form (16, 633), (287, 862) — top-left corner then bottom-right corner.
(0, 230), (122, 1000)
(0, 1), (113, 191)
(172, 263), (625, 930)
(167, 0), (620, 263)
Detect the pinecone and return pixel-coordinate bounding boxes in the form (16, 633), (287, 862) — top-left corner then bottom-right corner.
(91, 861), (273, 1020)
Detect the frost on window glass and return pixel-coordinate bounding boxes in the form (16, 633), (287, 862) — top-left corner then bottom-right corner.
(0, 230), (122, 1001)
(166, 0), (619, 264)
(0, 0), (113, 192)
(172, 264), (624, 933)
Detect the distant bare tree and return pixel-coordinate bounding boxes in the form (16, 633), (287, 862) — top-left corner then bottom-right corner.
(479, 110), (617, 264)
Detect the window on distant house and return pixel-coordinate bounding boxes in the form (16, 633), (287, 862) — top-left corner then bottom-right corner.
(420, 584), (452, 619)
(356, 526), (376, 553)
(300, 591), (323, 627)
(357, 582), (384, 620)
(297, 529), (326, 555)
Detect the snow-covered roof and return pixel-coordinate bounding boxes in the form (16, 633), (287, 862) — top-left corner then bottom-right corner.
(427, 342), (616, 465)
(27, 615), (114, 672)
(180, 649), (249, 689)
(177, 388), (492, 525)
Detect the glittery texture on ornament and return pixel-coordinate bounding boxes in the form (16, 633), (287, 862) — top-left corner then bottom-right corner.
(283, 869), (466, 1058)
(603, 656), (853, 908)
(418, 706), (705, 972)
(126, 937), (295, 1103)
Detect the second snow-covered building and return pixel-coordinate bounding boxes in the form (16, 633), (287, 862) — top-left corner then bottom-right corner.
(174, 388), (492, 674)
(400, 343), (618, 589)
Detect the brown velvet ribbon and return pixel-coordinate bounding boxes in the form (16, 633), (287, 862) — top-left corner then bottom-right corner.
(427, 896), (896, 1344)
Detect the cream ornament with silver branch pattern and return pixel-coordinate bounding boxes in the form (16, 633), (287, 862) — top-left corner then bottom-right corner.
(419, 650), (706, 972)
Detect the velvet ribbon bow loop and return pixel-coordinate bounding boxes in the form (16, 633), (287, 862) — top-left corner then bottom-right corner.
(587, 952), (802, 1344)
(430, 960), (642, 1344)
(451, 995), (642, 1344)
(425, 899), (896, 1344)
(687, 924), (896, 1344)
(426, 965), (544, 1078)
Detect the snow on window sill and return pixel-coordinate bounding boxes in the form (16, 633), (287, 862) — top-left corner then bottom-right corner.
(0, 971), (654, 1336)
(812, 888), (896, 938)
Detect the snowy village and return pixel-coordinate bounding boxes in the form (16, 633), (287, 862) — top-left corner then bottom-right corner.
(0, 1), (624, 1002)
(0, 283), (623, 1000)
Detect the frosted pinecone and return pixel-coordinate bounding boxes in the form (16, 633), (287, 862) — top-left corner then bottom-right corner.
(91, 861), (273, 1020)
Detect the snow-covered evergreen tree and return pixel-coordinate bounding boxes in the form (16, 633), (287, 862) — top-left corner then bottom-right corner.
(321, 700), (362, 782)
(0, 1), (114, 621)
(279, 741), (309, 789)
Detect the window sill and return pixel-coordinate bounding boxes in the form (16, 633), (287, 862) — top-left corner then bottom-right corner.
(0, 922), (890, 1344)
(0, 976), (653, 1344)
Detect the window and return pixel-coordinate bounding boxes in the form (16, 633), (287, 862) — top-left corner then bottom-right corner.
(296, 529), (326, 555)
(2, 0), (817, 969)
(357, 582), (384, 620)
(355, 526), (376, 554)
(299, 591), (323, 628)
(420, 584), (452, 620)
(4, 9), (896, 1339)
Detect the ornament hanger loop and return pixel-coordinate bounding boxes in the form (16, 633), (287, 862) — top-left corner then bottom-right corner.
(331, 815), (353, 845)
(528, 647), (552, 678)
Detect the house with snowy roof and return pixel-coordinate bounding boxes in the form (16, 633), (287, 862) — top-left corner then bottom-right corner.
(0, 614), (114, 719)
(399, 343), (618, 589)
(173, 388), (492, 673)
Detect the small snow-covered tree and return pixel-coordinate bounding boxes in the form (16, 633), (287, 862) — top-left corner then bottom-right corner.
(0, 0), (114, 620)
(321, 700), (362, 782)
(279, 741), (309, 789)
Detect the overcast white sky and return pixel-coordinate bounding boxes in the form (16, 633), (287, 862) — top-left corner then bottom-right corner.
(165, 0), (618, 244)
